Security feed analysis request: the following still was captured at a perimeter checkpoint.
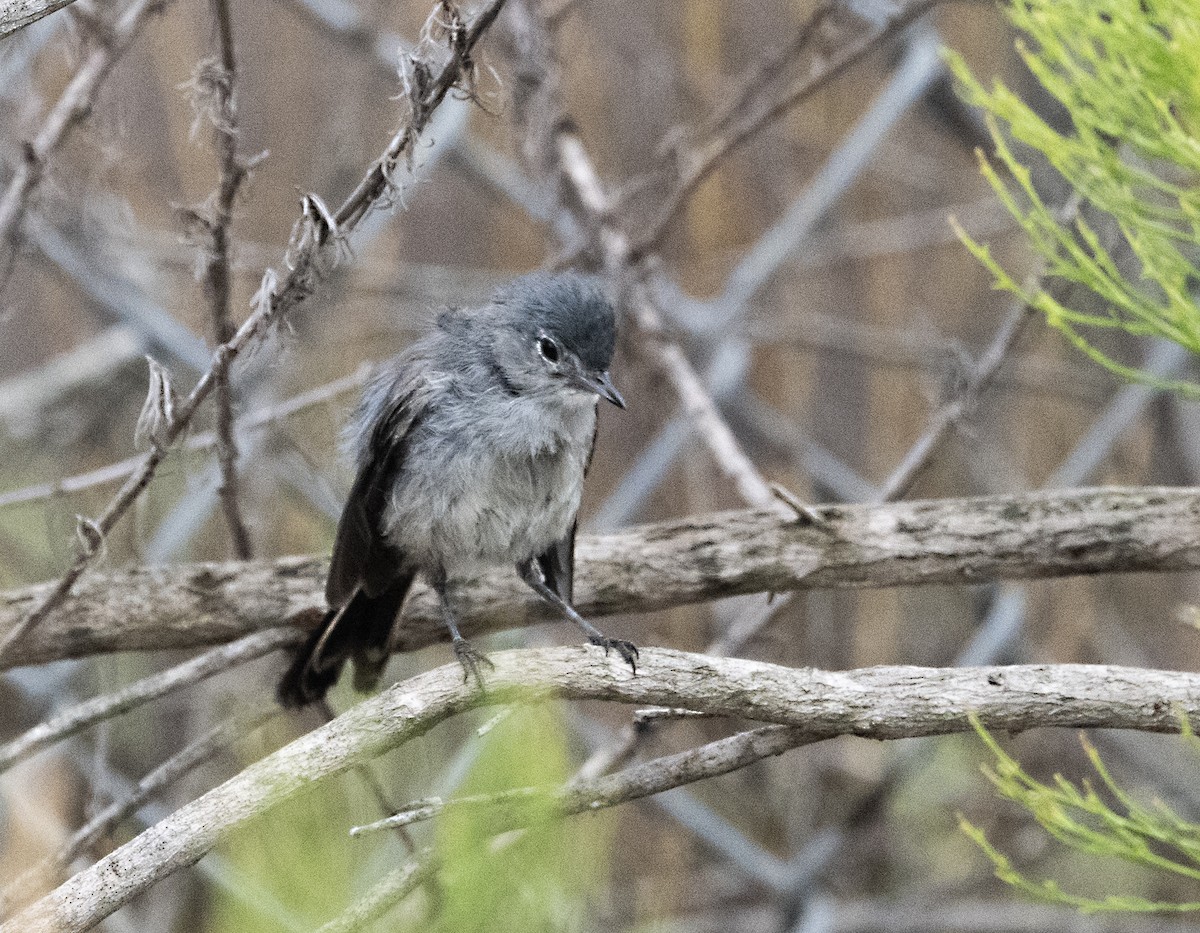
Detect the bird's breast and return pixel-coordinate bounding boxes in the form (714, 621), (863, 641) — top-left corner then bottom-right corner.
(383, 398), (595, 576)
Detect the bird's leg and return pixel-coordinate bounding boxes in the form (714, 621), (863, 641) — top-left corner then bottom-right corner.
(517, 559), (638, 672)
(430, 570), (493, 688)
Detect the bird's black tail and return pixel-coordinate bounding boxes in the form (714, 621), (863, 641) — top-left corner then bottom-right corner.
(277, 572), (414, 708)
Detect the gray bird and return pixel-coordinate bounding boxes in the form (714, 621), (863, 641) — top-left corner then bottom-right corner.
(278, 271), (636, 707)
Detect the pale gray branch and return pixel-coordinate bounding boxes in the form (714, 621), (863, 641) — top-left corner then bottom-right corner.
(6, 649), (1200, 933)
(1, 485), (1198, 669)
(0, 0), (74, 38)
(0, 328), (144, 439)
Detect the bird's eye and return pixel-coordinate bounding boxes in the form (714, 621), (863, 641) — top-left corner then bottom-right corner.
(537, 336), (561, 363)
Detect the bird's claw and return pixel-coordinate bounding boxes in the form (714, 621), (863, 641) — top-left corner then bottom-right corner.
(588, 635), (639, 673)
(452, 637), (494, 689)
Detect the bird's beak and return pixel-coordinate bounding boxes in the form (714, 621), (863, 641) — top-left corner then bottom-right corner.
(576, 370), (626, 408)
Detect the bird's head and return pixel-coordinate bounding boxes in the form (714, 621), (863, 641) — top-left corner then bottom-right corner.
(487, 271), (626, 409)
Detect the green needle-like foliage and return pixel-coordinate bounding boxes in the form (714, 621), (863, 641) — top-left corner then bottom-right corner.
(945, 0), (1200, 395)
(961, 716), (1200, 912)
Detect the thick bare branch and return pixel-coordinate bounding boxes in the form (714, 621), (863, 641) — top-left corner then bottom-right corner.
(1, 486), (1198, 669)
(6, 649), (1200, 933)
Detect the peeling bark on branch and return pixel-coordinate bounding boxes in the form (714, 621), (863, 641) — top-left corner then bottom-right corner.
(6, 649), (1200, 933)
(1, 486), (1198, 669)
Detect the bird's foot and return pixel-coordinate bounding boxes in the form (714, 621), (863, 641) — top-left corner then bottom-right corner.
(588, 634), (639, 673)
(452, 637), (494, 689)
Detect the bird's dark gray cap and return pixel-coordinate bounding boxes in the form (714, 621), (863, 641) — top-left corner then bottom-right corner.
(494, 271), (617, 372)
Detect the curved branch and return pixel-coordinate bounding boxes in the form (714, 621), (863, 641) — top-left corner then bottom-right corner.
(6, 648), (1200, 933)
(2, 485), (1198, 669)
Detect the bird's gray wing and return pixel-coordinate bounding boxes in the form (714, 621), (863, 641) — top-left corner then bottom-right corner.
(325, 369), (428, 607)
(535, 415), (598, 604)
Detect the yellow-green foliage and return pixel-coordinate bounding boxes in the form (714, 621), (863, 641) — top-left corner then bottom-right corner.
(208, 704), (611, 932)
(431, 703), (612, 933)
(208, 720), (370, 933)
(946, 0), (1200, 395)
(961, 717), (1200, 912)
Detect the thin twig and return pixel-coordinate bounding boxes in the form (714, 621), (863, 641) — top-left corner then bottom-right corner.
(0, 365), (369, 511)
(315, 699), (417, 855)
(325, 723), (808, 929)
(875, 300), (1033, 502)
(717, 205), (1079, 654)
(352, 722), (816, 835)
(589, 29), (946, 532)
(330, 704), (652, 925)
(0, 0), (175, 291)
(0, 0), (508, 666)
(198, 0), (253, 558)
(876, 198), (1083, 502)
(771, 338), (1198, 910)
(0, 628), (298, 774)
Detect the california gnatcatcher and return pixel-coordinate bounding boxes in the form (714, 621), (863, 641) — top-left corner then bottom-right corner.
(278, 271), (637, 707)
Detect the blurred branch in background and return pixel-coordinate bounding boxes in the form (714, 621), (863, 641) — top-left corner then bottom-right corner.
(0, 364), (369, 510)
(0, 0), (175, 292)
(0, 704), (277, 915)
(628, 0), (947, 258)
(595, 23), (948, 528)
(0, 628), (298, 774)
